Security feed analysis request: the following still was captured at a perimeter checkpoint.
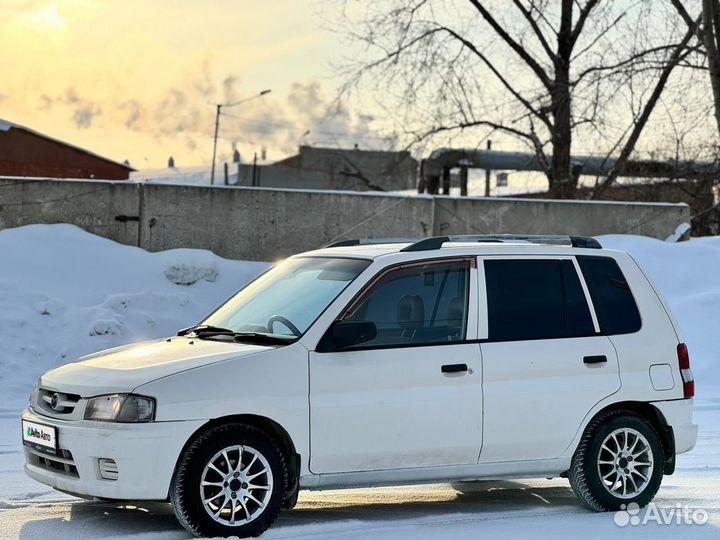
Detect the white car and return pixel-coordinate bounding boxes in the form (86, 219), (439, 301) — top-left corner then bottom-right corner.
(22, 235), (697, 538)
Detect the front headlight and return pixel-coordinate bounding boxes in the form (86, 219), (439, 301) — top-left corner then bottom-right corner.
(84, 394), (155, 423)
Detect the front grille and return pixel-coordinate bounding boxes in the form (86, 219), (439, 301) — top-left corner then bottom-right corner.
(36, 389), (81, 415)
(27, 447), (79, 478)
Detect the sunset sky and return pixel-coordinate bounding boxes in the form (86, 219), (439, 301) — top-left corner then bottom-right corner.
(0, 0), (373, 169)
(2, 0), (715, 187)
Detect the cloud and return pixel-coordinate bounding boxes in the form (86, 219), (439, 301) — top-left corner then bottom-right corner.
(0, 0), (49, 22)
(205, 80), (396, 163)
(28, 59), (392, 164)
(38, 94), (52, 110)
(222, 75), (239, 104)
(121, 99), (144, 130)
(63, 88), (102, 129)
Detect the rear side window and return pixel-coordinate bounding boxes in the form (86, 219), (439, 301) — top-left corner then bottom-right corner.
(485, 259), (595, 341)
(577, 256), (641, 335)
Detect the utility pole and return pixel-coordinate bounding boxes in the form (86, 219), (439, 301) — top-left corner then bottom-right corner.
(484, 140), (492, 197)
(252, 152), (258, 187)
(210, 104), (221, 185)
(210, 89), (271, 185)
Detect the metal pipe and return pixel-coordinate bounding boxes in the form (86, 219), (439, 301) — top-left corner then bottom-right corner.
(424, 148), (720, 180)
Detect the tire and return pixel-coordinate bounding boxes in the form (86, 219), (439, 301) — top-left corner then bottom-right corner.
(171, 424), (288, 538)
(568, 410), (664, 512)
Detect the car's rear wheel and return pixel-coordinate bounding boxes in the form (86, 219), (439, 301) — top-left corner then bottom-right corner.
(568, 411), (664, 511)
(171, 424), (287, 538)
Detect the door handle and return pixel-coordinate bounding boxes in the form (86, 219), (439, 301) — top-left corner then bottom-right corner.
(584, 355), (607, 364)
(441, 363), (468, 374)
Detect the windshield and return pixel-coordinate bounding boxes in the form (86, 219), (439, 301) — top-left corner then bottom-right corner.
(202, 257), (371, 340)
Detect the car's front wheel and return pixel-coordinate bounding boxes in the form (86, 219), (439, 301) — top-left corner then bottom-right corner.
(171, 424), (287, 538)
(568, 410), (664, 511)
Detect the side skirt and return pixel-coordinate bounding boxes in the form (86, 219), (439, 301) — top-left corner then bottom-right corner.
(299, 458), (571, 490)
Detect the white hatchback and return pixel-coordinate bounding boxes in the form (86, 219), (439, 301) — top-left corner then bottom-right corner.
(22, 235), (698, 537)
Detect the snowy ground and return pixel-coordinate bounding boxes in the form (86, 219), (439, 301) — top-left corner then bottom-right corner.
(0, 225), (718, 539)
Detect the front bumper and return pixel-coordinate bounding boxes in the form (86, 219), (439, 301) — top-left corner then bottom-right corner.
(22, 407), (205, 500)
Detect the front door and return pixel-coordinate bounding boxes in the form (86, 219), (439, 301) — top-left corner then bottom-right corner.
(309, 258), (483, 474)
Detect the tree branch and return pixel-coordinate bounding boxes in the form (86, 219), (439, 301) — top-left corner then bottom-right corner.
(434, 24), (553, 128)
(592, 14), (702, 197)
(570, 0), (602, 48)
(572, 44), (683, 85)
(511, 0), (557, 60)
(413, 119), (537, 143)
(467, 0), (553, 88)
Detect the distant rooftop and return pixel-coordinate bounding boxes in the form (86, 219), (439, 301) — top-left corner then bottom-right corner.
(0, 117), (134, 172)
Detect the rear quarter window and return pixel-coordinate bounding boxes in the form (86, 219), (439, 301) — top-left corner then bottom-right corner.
(577, 256), (641, 335)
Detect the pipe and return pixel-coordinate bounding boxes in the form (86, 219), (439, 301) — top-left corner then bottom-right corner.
(424, 148), (720, 180)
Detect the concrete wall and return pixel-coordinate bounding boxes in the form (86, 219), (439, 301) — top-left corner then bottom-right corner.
(0, 177), (690, 261)
(141, 185), (434, 260)
(0, 177), (139, 245)
(433, 196), (688, 238)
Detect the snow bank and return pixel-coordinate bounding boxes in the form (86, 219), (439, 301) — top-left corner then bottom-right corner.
(0, 225), (718, 409)
(0, 224), (267, 408)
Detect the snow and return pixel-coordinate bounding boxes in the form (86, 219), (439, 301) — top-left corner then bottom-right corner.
(0, 224), (267, 409)
(0, 225), (718, 539)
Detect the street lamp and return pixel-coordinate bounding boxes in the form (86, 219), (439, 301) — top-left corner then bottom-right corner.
(210, 89), (271, 185)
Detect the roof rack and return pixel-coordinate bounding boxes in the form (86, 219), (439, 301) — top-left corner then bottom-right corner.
(323, 238), (421, 248)
(400, 234), (602, 252)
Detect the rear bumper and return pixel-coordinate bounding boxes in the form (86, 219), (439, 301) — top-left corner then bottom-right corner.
(22, 407), (205, 500)
(652, 399), (697, 454)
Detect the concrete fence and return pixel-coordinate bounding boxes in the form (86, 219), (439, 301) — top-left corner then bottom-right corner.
(0, 177), (690, 261)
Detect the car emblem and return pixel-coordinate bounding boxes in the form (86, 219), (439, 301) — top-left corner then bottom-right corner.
(50, 393), (61, 411)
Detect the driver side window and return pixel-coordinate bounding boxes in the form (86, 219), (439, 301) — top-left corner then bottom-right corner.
(340, 259), (471, 348)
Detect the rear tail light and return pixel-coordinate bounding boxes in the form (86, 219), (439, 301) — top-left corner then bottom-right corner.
(677, 343), (694, 399)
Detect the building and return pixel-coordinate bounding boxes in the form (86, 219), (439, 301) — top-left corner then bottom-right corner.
(266, 146), (418, 191)
(0, 118), (133, 180)
(134, 145), (419, 192)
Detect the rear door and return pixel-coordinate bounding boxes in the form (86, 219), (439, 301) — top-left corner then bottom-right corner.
(477, 255), (621, 462)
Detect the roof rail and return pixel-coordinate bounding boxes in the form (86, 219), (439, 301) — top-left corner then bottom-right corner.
(400, 234), (602, 252)
(323, 237), (420, 249)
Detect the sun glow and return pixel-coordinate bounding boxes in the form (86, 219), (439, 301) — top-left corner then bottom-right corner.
(23, 4), (66, 30)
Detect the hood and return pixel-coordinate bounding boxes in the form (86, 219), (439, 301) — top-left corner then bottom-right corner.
(39, 337), (272, 396)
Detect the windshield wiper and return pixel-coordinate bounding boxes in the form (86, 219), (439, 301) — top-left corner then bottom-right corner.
(178, 325), (292, 345)
(177, 324), (236, 337)
(231, 332), (293, 345)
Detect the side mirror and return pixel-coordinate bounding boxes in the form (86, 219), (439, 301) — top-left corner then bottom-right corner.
(332, 320), (377, 349)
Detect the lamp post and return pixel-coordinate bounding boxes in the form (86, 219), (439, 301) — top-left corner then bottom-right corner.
(210, 89), (271, 185)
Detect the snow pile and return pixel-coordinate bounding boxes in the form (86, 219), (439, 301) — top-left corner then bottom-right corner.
(600, 234), (720, 394)
(0, 225), (718, 410)
(0, 224), (267, 408)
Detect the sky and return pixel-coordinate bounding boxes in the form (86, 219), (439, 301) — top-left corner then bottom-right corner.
(1, 0), (714, 194)
(0, 0), (377, 169)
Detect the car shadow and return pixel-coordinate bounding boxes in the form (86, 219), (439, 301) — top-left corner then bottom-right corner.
(18, 480), (581, 539)
(278, 479), (581, 526)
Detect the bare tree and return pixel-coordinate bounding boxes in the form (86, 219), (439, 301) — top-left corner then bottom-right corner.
(700, 0), (720, 136)
(335, 0), (704, 198)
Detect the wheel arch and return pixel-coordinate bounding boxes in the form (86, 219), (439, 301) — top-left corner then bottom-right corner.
(170, 414), (301, 501)
(582, 401), (676, 475)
